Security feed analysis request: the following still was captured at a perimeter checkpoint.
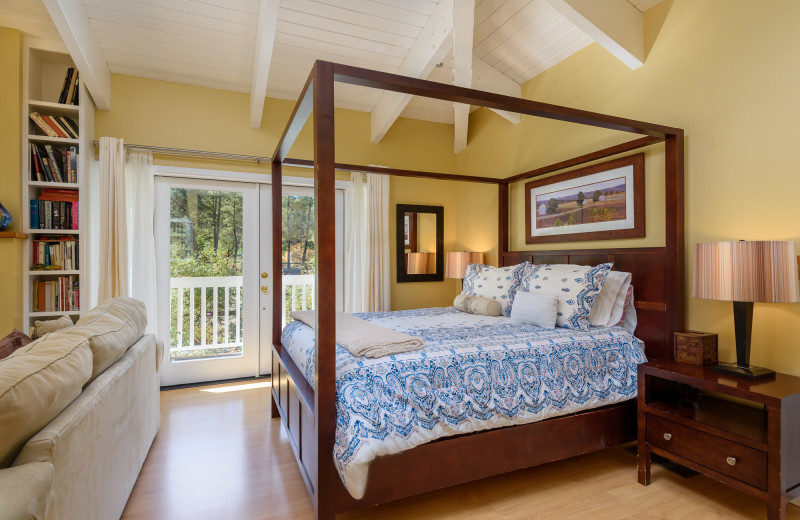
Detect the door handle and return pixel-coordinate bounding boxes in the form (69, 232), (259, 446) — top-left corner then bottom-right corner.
(261, 285), (269, 294)
(261, 272), (269, 279)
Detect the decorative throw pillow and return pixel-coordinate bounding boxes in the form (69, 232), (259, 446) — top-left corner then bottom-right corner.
(0, 329), (34, 360)
(453, 294), (502, 317)
(589, 270), (632, 327)
(518, 263), (613, 330)
(31, 315), (74, 339)
(462, 262), (528, 317)
(510, 291), (559, 328)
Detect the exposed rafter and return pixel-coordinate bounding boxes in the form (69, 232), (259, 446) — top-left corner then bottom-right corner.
(249, 0), (280, 129)
(471, 54), (521, 124)
(452, 0), (475, 154)
(41, 0), (111, 110)
(370, 0), (454, 144)
(547, 0), (644, 69)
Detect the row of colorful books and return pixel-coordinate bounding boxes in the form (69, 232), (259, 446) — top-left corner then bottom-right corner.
(59, 67), (80, 105)
(32, 276), (79, 313)
(29, 112), (79, 139)
(31, 236), (78, 271)
(30, 143), (78, 183)
(30, 196), (79, 230)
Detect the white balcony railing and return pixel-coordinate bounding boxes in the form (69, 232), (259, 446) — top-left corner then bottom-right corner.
(168, 274), (314, 360)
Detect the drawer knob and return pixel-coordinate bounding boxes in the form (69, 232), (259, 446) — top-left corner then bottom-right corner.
(663, 433), (673, 441)
(726, 457), (737, 466)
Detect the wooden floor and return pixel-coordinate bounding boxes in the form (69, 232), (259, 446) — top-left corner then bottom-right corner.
(121, 380), (800, 520)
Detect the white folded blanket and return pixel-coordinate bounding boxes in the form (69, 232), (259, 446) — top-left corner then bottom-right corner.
(289, 310), (424, 358)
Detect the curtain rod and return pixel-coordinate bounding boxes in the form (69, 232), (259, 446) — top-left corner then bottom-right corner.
(92, 141), (270, 163)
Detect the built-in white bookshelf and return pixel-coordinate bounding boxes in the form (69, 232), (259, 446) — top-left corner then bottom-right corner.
(21, 44), (95, 333)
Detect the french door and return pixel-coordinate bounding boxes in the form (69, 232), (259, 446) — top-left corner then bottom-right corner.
(155, 178), (265, 386)
(155, 174), (344, 387)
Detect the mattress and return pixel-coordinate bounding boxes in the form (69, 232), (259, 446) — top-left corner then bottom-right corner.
(280, 306), (647, 499)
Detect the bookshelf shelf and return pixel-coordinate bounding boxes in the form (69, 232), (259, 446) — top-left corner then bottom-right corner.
(22, 45), (94, 331)
(28, 270), (80, 276)
(28, 181), (79, 189)
(28, 100), (79, 116)
(28, 134), (80, 145)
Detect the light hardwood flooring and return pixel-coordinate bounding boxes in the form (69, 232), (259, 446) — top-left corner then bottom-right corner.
(121, 380), (800, 520)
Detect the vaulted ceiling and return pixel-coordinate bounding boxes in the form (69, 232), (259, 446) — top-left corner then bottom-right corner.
(0, 0), (663, 151)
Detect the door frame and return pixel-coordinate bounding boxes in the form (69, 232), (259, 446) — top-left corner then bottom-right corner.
(154, 165), (348, 383)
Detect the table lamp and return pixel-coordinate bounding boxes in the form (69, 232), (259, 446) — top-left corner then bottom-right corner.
(693, 240), (799, 380)
(446, 251), (484, 281)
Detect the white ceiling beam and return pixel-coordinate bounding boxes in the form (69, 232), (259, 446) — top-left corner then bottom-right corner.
(547, 0), (644, 69)
(371, 0), (454, 144)
(452, 0), (475, 154)
(249, 0), (280, 129)
(41, 0), (111, 109)
(471, 54), (521, 124)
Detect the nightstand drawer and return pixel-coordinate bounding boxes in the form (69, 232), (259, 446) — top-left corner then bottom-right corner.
(646, 413), (766, 489)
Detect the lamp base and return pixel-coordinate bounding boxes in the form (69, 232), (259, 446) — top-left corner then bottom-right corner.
(712, 362), (776, 381)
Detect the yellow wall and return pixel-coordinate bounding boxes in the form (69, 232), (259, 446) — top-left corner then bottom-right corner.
(0, 28), (24, 332)
(454, 0), (800, 374)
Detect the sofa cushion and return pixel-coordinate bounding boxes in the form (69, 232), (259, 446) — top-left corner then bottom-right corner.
(0, 462), (55, 519)
(0, 329), (34, 360)
(31, 315), (74, 339)
(0, 334), (92, 468)
(61, 297), (147, 384)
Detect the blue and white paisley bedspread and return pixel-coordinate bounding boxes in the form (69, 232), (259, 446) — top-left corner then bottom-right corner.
(280, 306), (647, 499)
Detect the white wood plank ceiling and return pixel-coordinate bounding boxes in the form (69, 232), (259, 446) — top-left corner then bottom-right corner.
(0, 0), (663, 148)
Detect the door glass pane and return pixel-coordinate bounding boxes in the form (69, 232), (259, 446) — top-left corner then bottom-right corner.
(169, 188), (244, 362)
(282, 194), (315, 324)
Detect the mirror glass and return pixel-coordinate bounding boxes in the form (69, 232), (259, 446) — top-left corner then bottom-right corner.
(396, 204), (444, 282)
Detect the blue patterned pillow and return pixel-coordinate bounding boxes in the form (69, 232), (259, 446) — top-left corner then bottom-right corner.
(517, 263), (613, 330)
(462, 262), (529, 317)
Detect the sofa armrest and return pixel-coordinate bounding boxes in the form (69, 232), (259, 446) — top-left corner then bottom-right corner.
(0, 462), (54, 520)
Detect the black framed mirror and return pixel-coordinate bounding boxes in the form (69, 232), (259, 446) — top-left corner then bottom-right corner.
(396, 204), (444, 283)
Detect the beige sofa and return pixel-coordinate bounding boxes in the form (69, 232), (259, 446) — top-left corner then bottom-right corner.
(0, 297), (163, 520)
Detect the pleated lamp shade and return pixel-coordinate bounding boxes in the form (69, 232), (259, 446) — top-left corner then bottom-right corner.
(446, 251), (484, 279)
(693, 241), (800, 303)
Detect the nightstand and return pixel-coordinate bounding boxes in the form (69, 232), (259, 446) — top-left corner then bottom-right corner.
(637, 360), (800, 520)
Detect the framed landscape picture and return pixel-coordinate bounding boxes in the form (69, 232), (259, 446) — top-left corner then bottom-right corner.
(525, 153), (645, 244)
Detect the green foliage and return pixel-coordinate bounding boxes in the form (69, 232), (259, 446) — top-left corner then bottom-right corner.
(576, 191), (585, 207)
(282, 195), (315, 274)
(593, 190), (601, 202)
(546, 197), (559, 215)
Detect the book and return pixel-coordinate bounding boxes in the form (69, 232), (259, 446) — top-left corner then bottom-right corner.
(44, 145), (63, 182)
(59, 117), (79, 138)
(29, 200), (39, 229)
(64, 69), (78, 106)
(30, 144), (44, 181)
(37, 145), (55, 182)
(29, 112), (58, 137)
(58, 67), (74, 104)
(70, 73), (79, 105)
(56, 116), (79, 139)
(71, 201), (78, 230)
(41, 115), (68, 138)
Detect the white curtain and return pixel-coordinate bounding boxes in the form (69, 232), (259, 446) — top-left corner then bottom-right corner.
(93, 139), (157, 334)
(125, 150), (157, 335)
(97, 137), (128, 302)
(345, 172), (390, 312)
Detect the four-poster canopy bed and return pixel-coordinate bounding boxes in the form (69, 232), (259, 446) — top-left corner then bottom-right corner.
(269, 60), (684, 520)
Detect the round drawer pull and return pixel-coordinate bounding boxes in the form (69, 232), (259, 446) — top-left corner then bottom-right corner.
(726, 457), (737, 466)
(663, 433), (672, 441)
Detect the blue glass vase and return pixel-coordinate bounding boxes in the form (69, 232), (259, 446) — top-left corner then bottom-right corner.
(0, 201), (12, 231)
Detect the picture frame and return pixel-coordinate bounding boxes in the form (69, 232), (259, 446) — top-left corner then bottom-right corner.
(525, 153), (645, 244)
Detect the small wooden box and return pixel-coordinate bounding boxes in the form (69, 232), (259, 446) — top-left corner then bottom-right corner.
(674, 331), (718, 365)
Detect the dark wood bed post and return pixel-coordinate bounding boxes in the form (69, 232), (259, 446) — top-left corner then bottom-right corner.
(311, 60), (338, 520)
(664, 130), (685, 354)
(270, 159), (283, 419)
(498, 182), (509, 258)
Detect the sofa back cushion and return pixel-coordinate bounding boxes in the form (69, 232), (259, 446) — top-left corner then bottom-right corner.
(0, 333), (92, 468)
(61, 297), (147, 384)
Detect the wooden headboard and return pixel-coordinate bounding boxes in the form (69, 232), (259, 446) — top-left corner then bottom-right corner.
(503, 247), (671, 361)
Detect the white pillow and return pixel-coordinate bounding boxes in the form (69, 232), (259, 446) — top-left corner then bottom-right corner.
(620, 287), (638, 333)
(518, 263), (613, 330)
(510, 291), (558, 328)
(589, 271), (632, 327)
(462, 263), (528, 317)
